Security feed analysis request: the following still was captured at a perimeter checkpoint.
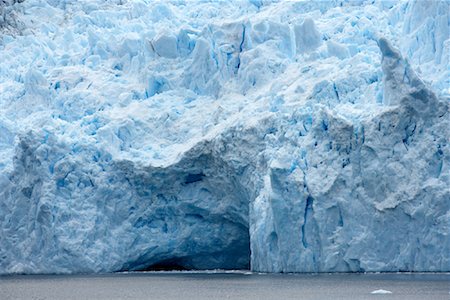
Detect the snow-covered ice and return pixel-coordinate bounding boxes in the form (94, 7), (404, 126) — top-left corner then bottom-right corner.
(0, 0), (449, 274)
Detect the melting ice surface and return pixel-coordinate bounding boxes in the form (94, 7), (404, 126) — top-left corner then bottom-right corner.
(0, 0), (449, 274)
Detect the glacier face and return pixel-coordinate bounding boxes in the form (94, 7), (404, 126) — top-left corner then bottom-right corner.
(0, 0), (449, 274)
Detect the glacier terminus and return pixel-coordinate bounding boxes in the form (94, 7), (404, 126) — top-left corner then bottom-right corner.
(0, 0), (449, 274)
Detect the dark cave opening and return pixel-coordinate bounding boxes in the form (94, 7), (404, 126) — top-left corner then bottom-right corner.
(119, 217), (252, 272)
(127, 230), (252, 272)
(118, 154), (254, 273)
(121, 225), (251, 272)
(142, 258), (190, 271)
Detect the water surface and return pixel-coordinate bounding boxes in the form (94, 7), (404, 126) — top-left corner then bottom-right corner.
(1, 271), (449, 300)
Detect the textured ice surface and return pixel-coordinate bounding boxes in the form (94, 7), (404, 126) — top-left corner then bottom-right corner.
(0, 0), (449, 274)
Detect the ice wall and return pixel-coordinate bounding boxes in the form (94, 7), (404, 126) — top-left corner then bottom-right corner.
(0, 0), (449, 274)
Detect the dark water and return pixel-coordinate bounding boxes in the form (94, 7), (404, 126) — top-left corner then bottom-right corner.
(0, 271), (449, 300)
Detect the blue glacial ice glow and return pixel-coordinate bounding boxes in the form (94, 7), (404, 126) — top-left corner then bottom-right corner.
(0, 0), (449, 274)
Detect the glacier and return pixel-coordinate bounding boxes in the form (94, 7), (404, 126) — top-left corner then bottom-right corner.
(0, 0), (449, 274)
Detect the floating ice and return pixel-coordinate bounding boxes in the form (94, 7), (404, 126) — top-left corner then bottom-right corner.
(371, 289), (393, 294)
(0, 0), (449, 274)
